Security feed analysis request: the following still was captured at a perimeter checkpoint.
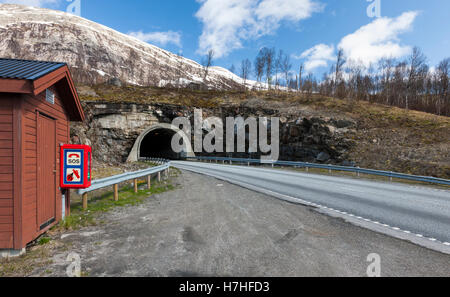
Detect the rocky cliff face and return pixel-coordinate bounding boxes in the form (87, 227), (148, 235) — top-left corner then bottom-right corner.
(0, 4), (245, 89)
(71, 101), (356, 164)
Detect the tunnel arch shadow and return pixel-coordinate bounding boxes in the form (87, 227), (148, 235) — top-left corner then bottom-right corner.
(127, 123), (194, 162)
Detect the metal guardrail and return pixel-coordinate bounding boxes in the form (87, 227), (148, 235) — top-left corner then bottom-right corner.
(138, 157), (170, 165)
(77, 161), (171, 209)
(186, 156), (450, 186)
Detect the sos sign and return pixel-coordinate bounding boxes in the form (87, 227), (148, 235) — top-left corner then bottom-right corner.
(60, 144), (92, 189)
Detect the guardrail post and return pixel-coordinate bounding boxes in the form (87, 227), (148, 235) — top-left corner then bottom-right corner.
(390, 172), (393, 182)
(230, 160), (232, 165)
(113, 184), (119, 201)
(306, 167), (309, 172)
(82, 193), (88, 210)
(147, 175), (151, 189)
(248, 162), (250, 166)
(133, 178), (138, 193)
(357, 167), (360, 177)
(158, 172), (161, 182)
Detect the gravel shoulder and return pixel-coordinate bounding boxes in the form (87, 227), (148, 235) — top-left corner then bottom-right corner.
(28, 170), (450, 277)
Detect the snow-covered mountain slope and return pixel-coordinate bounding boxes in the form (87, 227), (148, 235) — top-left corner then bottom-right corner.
(0, 4), (254, 89)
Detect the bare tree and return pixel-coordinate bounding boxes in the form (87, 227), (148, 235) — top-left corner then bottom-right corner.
(240, 58), (252, 90)
(405, 47), (427, 109)
(259, 47), (276, 89)
(275, 50), (284, 88)
(202, 49), (215, 80)
(435, 58), (450, 114)
(255, 47), (275, 89)
(346, 59), (364, 100)
(303, 73), (315, 95)
(315, 49), (449, 116)
(320, 71), (333, 96)
(254, 53), (265, 87)
(210, 44), (450, 116)
(298, 64), (304, 92)
(378, 57), (395, 105)
(392, 61), (408, 107)
(333, 48), (346, 97)
(280, 52), (292, 90)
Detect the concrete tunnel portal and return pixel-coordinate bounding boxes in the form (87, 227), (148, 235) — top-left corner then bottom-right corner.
(127, 123), (195, 162)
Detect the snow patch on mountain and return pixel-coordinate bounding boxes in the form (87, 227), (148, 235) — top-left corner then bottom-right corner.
(0, 3), (261, 90)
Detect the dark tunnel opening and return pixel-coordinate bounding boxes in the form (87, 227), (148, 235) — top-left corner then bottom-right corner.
(139, 128), (183, 160)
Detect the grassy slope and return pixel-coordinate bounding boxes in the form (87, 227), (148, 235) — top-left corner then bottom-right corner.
(78, 84), (450, 179)
(325, 99), (450, 178)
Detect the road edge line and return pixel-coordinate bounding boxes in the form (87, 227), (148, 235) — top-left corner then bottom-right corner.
(174, 164), (450, 255)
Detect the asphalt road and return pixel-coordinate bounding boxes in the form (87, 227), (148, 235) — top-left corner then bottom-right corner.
(172, 161), (450, 253)
(34, 171), (450, 276)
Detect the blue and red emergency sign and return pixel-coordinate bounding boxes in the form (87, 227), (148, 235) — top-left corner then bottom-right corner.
(60, 144), (92, 189)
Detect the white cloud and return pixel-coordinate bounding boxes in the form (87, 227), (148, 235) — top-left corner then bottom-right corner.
(195, 0), (323, 57)
(296, 11), (419, 72)
(195, 0), (254, 58)
(255, 0), (323, 22)
(338, 11), (419, 67)
(295, 43), (335, 71)
(0, 0), (59, 7)
(128, 31), (182, 47)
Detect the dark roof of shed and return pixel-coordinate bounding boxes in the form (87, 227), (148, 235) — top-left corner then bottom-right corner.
(0, 58), (66, 80)
(0, 58), (84, 121)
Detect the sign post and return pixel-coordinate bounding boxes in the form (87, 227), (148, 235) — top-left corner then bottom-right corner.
(60, 144), (92, 189)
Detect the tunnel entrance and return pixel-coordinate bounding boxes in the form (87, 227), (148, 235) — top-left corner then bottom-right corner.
(140, 128), (180, 159)
(127, 123), (195, 162)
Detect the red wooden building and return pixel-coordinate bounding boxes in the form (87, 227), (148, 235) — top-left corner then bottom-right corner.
(0, 58), (84, 252)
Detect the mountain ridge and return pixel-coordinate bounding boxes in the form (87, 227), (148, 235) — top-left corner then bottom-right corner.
(0, 4), (249, 89)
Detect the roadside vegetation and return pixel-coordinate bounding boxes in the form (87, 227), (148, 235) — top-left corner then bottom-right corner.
(77, 83), (449, 179)
(82, 44), (449, 116)
(58, 181), (175, 230)
(60, 163), (179, 230)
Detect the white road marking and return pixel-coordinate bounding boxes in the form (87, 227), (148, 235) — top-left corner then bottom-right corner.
(174, 163), (450, 252)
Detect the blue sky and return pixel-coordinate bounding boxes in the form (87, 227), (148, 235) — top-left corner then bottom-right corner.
(3, 0), (450, 77)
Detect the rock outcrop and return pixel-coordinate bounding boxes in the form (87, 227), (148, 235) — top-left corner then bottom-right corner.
(71, 102), (356, 164)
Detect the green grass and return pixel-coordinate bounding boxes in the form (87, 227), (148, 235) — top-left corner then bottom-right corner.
(57, 179), (175, 230)
(37, 237), (51, 245)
